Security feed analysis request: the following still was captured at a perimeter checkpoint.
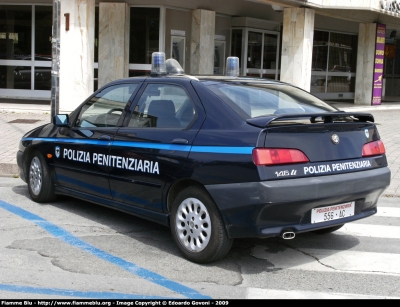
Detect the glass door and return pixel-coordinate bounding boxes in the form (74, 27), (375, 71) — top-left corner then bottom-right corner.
(311, 30), (358, 99)
(245, 29), (279, 79)
(246, 31), (262, 77)
(263, 33), (279, 79)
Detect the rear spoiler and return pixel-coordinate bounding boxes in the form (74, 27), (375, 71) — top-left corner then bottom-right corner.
(246, 111), (374, 128)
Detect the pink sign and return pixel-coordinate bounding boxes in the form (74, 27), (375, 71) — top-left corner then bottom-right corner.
(372, 24), (386, 105)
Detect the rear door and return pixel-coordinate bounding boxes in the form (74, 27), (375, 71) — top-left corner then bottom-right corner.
(108, 79), (206, 212)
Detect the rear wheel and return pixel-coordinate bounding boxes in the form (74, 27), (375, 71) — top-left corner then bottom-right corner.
(170, 186), (233, 263)
(28, 151), (56, 202)
(313, 224), (344, 234)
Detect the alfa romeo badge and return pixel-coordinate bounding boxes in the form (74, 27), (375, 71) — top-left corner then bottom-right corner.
(331, 134), (339, 145)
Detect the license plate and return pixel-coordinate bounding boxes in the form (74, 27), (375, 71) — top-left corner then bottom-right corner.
(311, 201), (355, 224)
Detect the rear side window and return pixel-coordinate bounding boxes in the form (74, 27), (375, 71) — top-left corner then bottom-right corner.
(205, 82), (337, 119)
(128, 83), (196, 128)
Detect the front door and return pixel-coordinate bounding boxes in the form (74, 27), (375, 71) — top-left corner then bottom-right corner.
(54, 82), (140, 198)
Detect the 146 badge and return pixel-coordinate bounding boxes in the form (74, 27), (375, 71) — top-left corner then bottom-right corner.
(275, 169), (297, 177)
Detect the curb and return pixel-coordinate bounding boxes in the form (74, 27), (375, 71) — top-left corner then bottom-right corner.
(381, 193), (400, 198)
(0, 174), (19, 178)
(340, 106), (400, 112)
(0, 163), (19, 177)
(0, 108), (51, 114)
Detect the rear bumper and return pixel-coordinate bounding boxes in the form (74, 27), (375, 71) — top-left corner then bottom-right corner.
(205, 167), (391, 238)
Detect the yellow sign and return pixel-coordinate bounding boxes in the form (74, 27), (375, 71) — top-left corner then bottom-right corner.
(385, 45), (396, 59)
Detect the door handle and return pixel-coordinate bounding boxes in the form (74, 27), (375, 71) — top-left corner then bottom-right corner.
(172, 138), (189, 144)
(99, 135), (111, 140)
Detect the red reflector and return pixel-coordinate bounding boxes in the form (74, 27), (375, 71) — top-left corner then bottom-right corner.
(362, 140), (386, 157)
(252, 148), (309, 166)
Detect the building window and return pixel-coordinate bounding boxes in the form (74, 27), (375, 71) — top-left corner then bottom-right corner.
(129, 7), (160, 77)
(34, 6), (52, 59)
(34, 6), (52, 90)
(0, 5), (32, 60)
(0, 5), (52, 93)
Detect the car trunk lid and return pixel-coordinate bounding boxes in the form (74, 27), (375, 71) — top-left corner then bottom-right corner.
(247, 112), (387, 180)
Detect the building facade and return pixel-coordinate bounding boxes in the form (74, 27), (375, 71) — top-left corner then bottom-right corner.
(1, 0), (400, 111)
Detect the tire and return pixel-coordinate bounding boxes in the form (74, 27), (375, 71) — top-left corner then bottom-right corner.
(170, 186), (233, 263)
(28, 151), (56, 203)
(313, 224), (344, 234)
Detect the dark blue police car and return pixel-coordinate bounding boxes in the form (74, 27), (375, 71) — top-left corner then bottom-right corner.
(17, 53), (391, 263)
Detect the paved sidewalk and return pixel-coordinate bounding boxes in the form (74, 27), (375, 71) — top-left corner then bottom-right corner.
(0, 106), (51, 176)
(1, 99), (400, 196)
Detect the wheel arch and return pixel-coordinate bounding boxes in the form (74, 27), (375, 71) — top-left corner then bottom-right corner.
(166, 178), (233, 233)
(166, 179), (216, 213)
(23, 145), (39, 177)
(167, 179), (202, 213)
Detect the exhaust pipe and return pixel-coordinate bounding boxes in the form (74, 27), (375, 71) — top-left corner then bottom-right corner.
(282, 231), (295, 239)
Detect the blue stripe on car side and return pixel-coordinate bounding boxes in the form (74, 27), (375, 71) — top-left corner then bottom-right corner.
(190, 146), (253, 154)
(22, 137), (254, 154)
(112, 140), (192, 151)
(0, 200), (210, 299)
(23, 138), (110, 146)
(23, 137), (58, 142)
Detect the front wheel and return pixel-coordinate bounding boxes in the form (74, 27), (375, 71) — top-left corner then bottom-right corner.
(170, 186), (233, 263)
(28, 151), (56, 203)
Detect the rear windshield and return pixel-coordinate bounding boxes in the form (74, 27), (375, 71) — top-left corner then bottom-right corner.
(204, 81), (338, 119)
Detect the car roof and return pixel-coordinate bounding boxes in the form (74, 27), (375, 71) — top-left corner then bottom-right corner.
(107, 74), (290, 87)
(195, 75), (285, 84)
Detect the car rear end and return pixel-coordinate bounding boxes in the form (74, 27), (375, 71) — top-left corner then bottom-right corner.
(248, 113), (389, 236)
(202, 79), (391, 239)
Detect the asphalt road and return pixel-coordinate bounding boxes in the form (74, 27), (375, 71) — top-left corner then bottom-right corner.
(0, 177), (399, 300)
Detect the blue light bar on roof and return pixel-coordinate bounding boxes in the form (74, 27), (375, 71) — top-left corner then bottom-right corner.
(226, 56), (239, 77)
(151, 52), (167, 76)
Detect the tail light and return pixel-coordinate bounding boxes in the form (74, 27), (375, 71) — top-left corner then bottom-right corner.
(252, 148), (309, 166)
(362, 140), (386, 157)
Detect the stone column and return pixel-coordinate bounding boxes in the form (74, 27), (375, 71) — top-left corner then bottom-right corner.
(59, 0), (95, 112)
(98, 3), (129, 88)
(280, 8), (315, 92)
(190, 9), (215, 75)
(355, 23), (377, 105)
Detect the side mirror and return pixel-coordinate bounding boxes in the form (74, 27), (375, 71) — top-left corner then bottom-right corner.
(53, 114), (71, 127)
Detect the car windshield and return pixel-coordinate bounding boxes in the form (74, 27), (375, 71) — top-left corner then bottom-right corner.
(204, 81), (338, 119)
